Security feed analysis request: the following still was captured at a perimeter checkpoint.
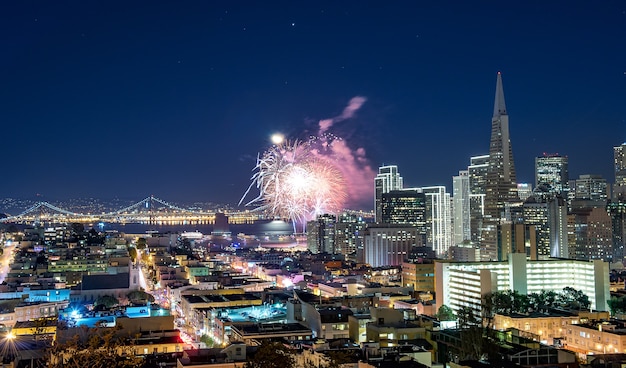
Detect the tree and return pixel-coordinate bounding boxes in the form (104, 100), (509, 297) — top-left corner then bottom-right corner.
(94, 295), (119, 309)
(127, 290), (155, 304)
(436, 304), (456, 321)
(324, 349), (360, 368)
(136, 237), (147, 250)
(200, 334), (214, 347)
(245, 341), (296, 368)
(557, 287), (591, 310)
(128, 247), (137, 262)
(70, 223), (85, 236)
(457, 306), (479, 329)
(46, 326), (143, 368)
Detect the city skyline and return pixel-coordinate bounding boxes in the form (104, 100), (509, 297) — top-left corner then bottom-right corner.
(1, 2), (625, 209)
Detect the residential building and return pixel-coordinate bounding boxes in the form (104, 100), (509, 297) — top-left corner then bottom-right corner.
(435, 254), (610, 316)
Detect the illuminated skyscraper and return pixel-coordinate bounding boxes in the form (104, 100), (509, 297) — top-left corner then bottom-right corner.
(614, 143), (626, 200)
(374, 165), (403, 222)
(535, 154), (569, 196)
(453, 170), (471, 244)
(468, 154), (489, 243)
(306, 214), (336, 254)
(381, 189), (427, 246)
(422, 186), (452, 257)
(483, 72), (518, 261)
(335, 213), (366, 258)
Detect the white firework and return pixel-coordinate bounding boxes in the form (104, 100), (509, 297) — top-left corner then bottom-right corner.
(240, 138), (346, 231)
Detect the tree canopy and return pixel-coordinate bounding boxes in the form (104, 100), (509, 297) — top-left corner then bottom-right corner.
(485, 287), (591, 316)
(244, 341), (296, 368)
(436, 304), (456, 321)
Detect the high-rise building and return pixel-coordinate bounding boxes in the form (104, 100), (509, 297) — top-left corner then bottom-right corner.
(607, 201), (626, 264)
(483, 72), (518, 261)
(363, 225), (419, 267)
(517, 183), (533, 202)
(496, 223), (537, 261)
(535, 154), (569, 196)
(468, 154), (489, 243)
(334, 213), (366, 258)
(380, 189), (427, 245)
(571, 174), (608, 204)
(569, 207), (612, 261)
(374, 165), (403, 222)
(422, 186), (452, 257)
(453, 170), (471, 245)
(522, 195), (568, 260)
(306, 214), (336, 254)
(614, 143), (626, 200)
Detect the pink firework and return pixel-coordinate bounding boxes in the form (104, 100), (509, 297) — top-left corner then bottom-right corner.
(240, 139), (346, 231)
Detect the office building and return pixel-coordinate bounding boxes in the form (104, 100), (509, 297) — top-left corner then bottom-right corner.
(375, 165), (404, 222)
(517, 183), (533, 201)
(468, 154), (489, 243)
(535, 154), (569, 196)
(363, 225), (419, 267)
(422, 186), (452, 257)
(380, 189), (427, 246)
(497, 222), (537, 261)
(523, 196), (568, 259)
(607, 201), (626, 264)
(614, 143), (626, 200)
(483, 72), (518, 261)
(571, 174), (608, 203)
(569, 207), (613, 261)
(453, 170), (471, 245)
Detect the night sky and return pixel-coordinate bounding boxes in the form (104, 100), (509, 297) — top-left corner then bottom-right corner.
(1, 1), (625, 210)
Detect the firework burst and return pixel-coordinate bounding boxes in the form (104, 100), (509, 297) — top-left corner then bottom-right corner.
(240, 138), (346, 231)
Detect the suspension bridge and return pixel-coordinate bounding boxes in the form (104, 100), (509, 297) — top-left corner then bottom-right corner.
(0, 196), (262, 225)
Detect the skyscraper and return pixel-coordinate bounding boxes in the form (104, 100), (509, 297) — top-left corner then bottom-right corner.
(381, 189), (427, 246)
(422, 186), (452, 257)
(374, 165), (403, 222)
(535, 154), (569, 196)
(483, 72), (518, 261)
(306, 214), (336, 254)
(614, 143), (626, 200)
(468, 154), (489, 243)
(453, 170), (471, 245)
(335, 212), (366, 258)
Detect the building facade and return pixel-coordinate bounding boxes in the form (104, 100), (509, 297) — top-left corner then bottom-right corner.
(375, 165), (404, 222)
(435, 254), (610, 316)
(483, 72), (518, 261)
(453, 170), (471, 245)
(363, 225), (419, 267)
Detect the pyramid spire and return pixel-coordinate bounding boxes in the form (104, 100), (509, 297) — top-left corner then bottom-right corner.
(493, 71), (507, 117)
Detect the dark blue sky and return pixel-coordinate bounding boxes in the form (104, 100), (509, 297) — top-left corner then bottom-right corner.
(1, 1), (625, 209)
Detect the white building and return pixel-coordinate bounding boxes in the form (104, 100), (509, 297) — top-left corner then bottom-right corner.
(421, 186), (452, 257)
(453, 170), (471, 245)
(375, 165), (404, 222)
(363, 225), (419, 267)
(435, 253), (610, 316)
